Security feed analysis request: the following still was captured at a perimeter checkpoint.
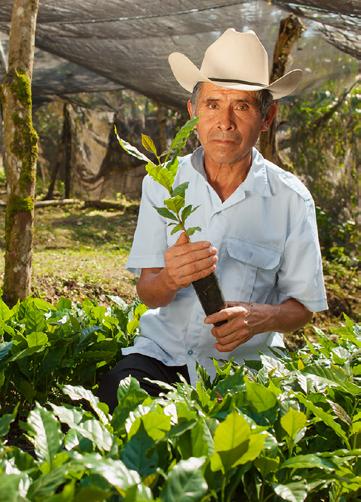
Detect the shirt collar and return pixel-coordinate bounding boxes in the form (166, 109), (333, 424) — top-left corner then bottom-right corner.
(190, 146), (272, 198)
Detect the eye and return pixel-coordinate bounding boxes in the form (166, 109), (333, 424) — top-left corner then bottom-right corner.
(235, 103), (249, 111)
(206, 101), (218, 110)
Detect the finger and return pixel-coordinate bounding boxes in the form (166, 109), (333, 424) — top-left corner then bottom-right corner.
(225, 301), (242, 308)
(175, 232), (189, 246)
(171, 246), (217, 268)
(178, 253), (218, 275)
(215, 333), (254, 352)
(179, 261), (217, 284)
(170, 241), (216, 258)
(205, 306), (247, 325)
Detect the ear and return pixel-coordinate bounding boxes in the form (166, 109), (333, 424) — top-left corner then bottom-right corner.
(261, 102), (278, 132)
(187, 99), (193, 118)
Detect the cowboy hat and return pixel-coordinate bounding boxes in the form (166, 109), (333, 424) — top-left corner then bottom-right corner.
(168, 28), (303, 99)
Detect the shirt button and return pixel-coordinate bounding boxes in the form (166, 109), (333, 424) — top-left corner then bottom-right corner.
(187, 349), (193, 356)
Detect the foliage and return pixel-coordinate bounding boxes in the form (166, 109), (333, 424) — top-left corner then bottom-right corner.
(0, 315), (360, 501)
(281, 82), (360, 260)
(116, 117), (201, 238)
(0, 295), (146, 412)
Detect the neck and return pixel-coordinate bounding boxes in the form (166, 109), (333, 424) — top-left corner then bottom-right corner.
(203, 151), (252, 202)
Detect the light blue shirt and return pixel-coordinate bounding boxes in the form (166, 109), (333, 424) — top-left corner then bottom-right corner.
(125, 147), (328, 384)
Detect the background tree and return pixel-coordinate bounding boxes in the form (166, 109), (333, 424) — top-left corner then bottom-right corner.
(0, 0), (39, 306)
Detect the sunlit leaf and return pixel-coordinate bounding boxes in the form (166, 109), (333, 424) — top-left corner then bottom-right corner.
(168, 116), (199, 157)
(141, 134), (158, 157)
(161, 457), (207, 502)
(273, 481), (308, 502)
(115, 126), (150, 162)
(280, 407), (307, 441)
(26, 403), (62, 465)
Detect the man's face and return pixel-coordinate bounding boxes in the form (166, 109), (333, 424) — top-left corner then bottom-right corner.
(187, 83), (275, 167)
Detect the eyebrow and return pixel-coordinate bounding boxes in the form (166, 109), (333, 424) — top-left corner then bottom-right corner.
(204, 97), (254, 104)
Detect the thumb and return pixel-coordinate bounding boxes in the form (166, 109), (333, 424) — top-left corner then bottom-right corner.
(175, 231), (189, 245)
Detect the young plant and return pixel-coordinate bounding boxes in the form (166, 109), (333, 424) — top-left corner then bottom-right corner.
(115, 117), (201, 238)
(115, 118), (225, 320)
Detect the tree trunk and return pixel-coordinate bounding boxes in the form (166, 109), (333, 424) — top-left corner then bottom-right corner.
(260, 14), (304, 166)
(63, 102), (72, 199)
(0, 40), (7, 183)
(1, 0), (39, 306)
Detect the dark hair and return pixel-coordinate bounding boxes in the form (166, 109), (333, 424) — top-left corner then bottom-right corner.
(190, 82), (274, 118)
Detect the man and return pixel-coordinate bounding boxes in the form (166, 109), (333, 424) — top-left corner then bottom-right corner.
(99, 29), (328, 410)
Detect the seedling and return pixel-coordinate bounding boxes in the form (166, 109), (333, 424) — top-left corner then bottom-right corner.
(116, 118), (225, 321)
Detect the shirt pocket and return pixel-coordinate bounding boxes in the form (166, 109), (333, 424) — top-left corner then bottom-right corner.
(220, 238), (282, 302)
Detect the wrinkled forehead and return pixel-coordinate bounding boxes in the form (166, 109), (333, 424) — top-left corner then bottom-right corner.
(197, 82), (259, 104)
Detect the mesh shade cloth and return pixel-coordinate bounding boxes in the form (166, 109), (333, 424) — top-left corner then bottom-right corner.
(0, 0), (359, 106)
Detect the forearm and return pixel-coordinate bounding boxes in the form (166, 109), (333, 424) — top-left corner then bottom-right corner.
(248, 298), (313, 334)
(136, 268), (178, 308)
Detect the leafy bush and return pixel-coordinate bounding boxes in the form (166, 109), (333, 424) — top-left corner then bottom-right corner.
(0, 296), (146, 412)
(281, 82), (360, 260)
(0, 314), (360, 501)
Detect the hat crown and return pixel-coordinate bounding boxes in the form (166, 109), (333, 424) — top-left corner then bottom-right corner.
(200, 29), (269, 86)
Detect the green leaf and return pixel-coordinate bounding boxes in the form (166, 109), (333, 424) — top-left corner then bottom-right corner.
(280, 407), (307, 441)
(280, 453), (337, 471)
(172, 182), (189, 198)
(210, 411), (251, 472)
(0, 473), (30, 502)
(146, 162), (174, 192)
(121, 422), (158, 477)
(168, 117), (199, 157)
(213, 411), (250, 451)
(170, 224), (184, 235)
(115, 127), (151, 162)
(75, 419), (113, 452)
(273, 481), (308, 502)
(0, 298), (12, 321)
(181, 204), (199, 224)
(166, 156), (179, 179)
(255, 455), (280, 476)
(191, 419), (214, 457)
(78, 453), (141, 494)
(62, 385), (110, 425)
(161, 457), (207, 502)
(141, 134), (158, 156)
(164, 195), (185, 214)
(0, 403), (19, 437)
(26, 403), (62, 465)
(112, 377), (148, 433)
(233, 433), (266, 466)
(185, 226), (201, 237)
(303, 364), (361, 395)
(245, 379), (277, 412)
(129, 410), (171, 441)
(296, 393), (350, 446)
(154, 206), (178, 221)
(26, 331), (48, 348)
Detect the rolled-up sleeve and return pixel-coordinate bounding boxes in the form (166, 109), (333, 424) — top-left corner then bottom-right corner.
(276, 198), (328, 312)
(126, 175), (168, 275)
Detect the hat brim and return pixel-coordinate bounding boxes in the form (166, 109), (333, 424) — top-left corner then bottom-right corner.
(168, 52), (303, 99)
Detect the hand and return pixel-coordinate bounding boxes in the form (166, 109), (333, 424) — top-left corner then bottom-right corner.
(204, 302), (277, 352)
(163, 232), (218, 290)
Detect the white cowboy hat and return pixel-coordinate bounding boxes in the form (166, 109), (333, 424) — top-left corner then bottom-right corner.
(168, 28), (303, 99)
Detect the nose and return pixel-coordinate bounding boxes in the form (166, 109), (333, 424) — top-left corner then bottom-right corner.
(217, 106), (235, 131)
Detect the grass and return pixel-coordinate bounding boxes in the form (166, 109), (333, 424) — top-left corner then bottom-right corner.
(0, 200), (139, 304)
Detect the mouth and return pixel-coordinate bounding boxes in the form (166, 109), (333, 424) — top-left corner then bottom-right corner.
(211, 139), (239, 145)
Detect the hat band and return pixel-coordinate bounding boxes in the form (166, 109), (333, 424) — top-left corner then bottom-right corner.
(209, 77), (265, 87)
